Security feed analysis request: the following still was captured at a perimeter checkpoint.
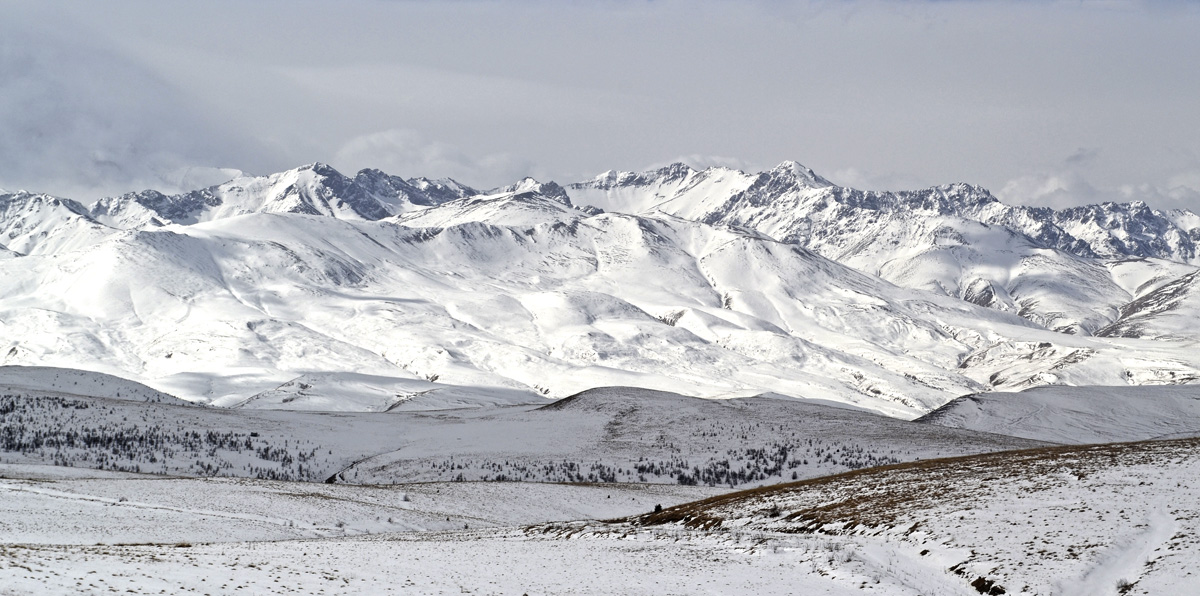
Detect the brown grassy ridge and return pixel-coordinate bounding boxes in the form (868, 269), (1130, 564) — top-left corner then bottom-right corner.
(620, 436), (1200, 532)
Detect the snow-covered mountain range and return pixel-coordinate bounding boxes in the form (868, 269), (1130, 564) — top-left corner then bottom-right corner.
(3, 161), (1198, 416)
(570, 161), (1200, 334)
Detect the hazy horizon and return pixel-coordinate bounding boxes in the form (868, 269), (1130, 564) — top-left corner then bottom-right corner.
(4, 0), (1199, 212)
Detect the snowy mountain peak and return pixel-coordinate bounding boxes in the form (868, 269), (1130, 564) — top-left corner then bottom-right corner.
(899, 182), (1000, 213)
(353, 169), (450, 210)
(768, 160), (833, 189)
(299, 162), (342, 177)
(655, 162), (698, 180)
(0, 191), (113, 255)
(1052, 200), (1200, 262)
(406, 177), (479, 203)
(0, 190), (92, 217)
(584, 163), (697, 191)
(494, 177), (572, 206)
(393, 178), (581, 229)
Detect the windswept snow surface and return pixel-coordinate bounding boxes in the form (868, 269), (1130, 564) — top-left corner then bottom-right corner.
(916, 384), (1200, 444)
(0, 465), (726, 544)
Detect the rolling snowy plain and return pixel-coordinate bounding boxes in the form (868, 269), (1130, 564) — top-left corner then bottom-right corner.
(3, 436), (1197, 595)
(2, 160), (1200, 594)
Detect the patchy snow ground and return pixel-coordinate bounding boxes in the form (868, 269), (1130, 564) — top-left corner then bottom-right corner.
(332, 387), (1043, 487)
(624, 437), (1200, 595)
(4, 439), (1198, 595)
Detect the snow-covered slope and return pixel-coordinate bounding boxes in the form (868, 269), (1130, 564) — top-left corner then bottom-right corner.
(4, 190), (1081, 414)
(1097, 270), (1200, 340)
(329, 387), (1045, 486)
(916, 384), (1200, 443)
(1105, 256), (1197, 299)
(953, 332), (1200, 391)
(0, 366), (191, 405)
(236, 371), (541, 412)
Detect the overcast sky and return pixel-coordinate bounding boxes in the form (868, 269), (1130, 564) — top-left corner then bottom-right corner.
(3, 0), (1199, 211)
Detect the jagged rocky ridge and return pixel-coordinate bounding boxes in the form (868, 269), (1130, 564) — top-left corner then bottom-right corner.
(88, 163), (478, 229)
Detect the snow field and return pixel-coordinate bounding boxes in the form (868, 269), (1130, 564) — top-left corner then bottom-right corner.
(8, 439), (1196, 595)
(0, 467), (726, 544)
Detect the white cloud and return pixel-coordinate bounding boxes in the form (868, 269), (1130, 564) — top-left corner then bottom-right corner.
(826, 167), (935, 192)
(0, 15), (263, 200)
(1116, 180), (1200, 212)
(3, 0), (1198, 206)
(332, 129), (538, 189)
(998, 171), (1101, 209)
(1168, 171), (1200, 192)
(644, 155), (762, 173)
(998, 169), (1200, 213)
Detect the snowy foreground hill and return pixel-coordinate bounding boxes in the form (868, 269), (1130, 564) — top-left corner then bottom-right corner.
(0, 378), (1196, 594)
(2, 161), (1200, 415)
(2, 378), (1199, 593)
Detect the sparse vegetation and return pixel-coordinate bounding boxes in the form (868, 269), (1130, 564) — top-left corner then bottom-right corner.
(0, 393), (327, 481)
(380, 434), (905, 488)
(630, 437), (1200, 533)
